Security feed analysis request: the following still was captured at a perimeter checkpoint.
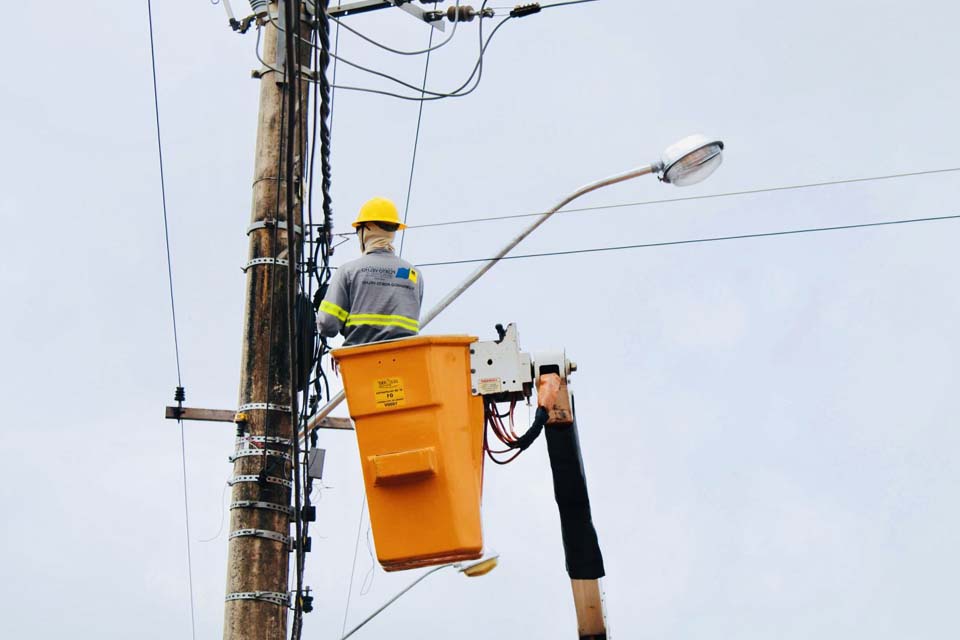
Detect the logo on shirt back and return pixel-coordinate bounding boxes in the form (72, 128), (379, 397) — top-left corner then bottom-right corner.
(395, 267), (418, 283)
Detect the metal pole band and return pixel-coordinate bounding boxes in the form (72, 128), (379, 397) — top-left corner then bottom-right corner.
(238, 435), (293, 446)
(246, 219), (303, 236)
(241, 257), (290, 272)
(239, 402), (292, 413)
(229, 528), (292, 547)
(230, 500), (294, 516)
(230, 449), (291, 463)
(225, 591), (290, 607)
(229, 474), (294, 490)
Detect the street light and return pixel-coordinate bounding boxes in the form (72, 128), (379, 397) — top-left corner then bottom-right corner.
(341, 555), (500, 639)
(421, 132), (726, 323)
(658, 134), (724, 186)
(306, 133), (725, 431)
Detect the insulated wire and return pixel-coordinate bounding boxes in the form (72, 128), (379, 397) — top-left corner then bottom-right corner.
(414, 213), (960, 267)
(541, 0), (600, 9)
(259, 12), (512, 102)
(329, 1), (342, 136)
(399, 26), (436, 257)
(146, 2), (196, 639)
(406, 166), (960, 229)
(331, 15), (513, 102)
(266, 15), (466, 98)
(329, 0), (463, 56)
(283, 0), (305, 633)
(340, 496), (369, 637)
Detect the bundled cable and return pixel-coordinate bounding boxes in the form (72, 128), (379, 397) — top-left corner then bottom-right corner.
(483, 399), (548, 464)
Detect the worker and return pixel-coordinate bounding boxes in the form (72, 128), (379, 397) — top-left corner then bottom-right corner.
(316, 197), (423, 346)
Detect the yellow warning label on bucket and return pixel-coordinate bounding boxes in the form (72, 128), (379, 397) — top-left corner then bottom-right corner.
(374, 377), (406, 409)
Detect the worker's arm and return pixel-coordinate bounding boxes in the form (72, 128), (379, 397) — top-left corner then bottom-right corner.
(316, 270), (350, 338)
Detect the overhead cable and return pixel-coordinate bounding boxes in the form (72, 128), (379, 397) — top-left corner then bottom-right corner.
(145, 2), (197, 639)
(399, 26), (436, 256)
(540, 0), (599, 9)
(407, 166), (960, 229)
(282, 0), (306, 634)
(329, 0), (464, 56)
(415, 214), (960, 267)
(331, 13), (513, 101)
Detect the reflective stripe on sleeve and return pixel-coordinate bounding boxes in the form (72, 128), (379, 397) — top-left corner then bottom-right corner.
(319, 300), (349, 322)
(345, 313), (419, 332)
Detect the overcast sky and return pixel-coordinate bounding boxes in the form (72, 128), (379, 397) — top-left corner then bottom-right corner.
(3, 1), (960, 638)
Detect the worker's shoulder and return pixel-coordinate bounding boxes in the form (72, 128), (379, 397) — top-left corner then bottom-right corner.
(339, 251), (416, 275)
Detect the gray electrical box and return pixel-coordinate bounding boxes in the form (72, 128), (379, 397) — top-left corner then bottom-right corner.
(307, 448), (326, 480)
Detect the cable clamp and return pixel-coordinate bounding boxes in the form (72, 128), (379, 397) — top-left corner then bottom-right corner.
(246, 219), (303, 236)
(230, 500), (295, 517)
(242, 258), (290, 273)
(229, 448), (291, 463)
(229, 528), (292, 548)
(225, 591), (290, 608)
(229, 474), (293, 490)
(238, 402), (291, 413)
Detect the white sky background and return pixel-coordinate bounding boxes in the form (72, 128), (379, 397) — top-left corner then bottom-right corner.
(2, 0), (959, 638)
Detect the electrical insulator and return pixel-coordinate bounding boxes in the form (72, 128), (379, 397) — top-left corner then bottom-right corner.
(249, 0), (269, 15)
(443, 5), (496, 22)
(447, 5), (478, 21)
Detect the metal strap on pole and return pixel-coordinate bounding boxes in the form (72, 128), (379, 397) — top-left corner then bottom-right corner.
(230, 449), (292, 463)
(231, 500), (295, 516)
(241, 258), (290, 272)
(225, 591), (290, 607)
(229, 528), (292, 547)
(239, 402), (292, 413)
(229, 474), (294, 490)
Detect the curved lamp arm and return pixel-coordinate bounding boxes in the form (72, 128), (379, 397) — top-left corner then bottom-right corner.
(305, 163), (658, 431)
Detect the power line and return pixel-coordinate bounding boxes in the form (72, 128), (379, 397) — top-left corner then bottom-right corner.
(331, 14), (513, 102)
(340, 496), (369, 638)
(329, 0), (465, 56)
(541, 0), (600, 9)
(263, 10), (502, 101)
(407, 166), (960, 229)
(415, 214), (960, 267)
(399, 26), (435, 256)
(145, 2), (196, 639)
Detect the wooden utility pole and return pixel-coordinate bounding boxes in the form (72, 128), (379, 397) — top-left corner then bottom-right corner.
(223, 3), (312, 638)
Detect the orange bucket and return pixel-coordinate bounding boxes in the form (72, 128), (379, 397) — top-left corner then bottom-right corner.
(332, 335), (485, 571)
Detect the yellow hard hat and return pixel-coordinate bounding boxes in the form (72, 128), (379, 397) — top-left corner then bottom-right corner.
(352, 197), (406, 229)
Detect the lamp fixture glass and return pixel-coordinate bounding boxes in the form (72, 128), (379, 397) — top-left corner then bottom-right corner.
(658, 134), (725, 186)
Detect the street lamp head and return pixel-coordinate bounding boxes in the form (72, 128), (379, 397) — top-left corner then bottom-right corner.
(458, 555), (499, 578)
(658, 134), (724, 186)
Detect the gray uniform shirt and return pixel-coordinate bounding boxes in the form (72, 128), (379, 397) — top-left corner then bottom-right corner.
(317, 249), (424, 346)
